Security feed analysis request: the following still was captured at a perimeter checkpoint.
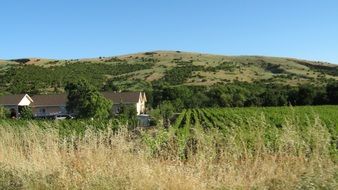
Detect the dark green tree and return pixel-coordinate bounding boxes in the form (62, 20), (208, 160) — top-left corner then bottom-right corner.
(326, 82), (338, 104)
(159, 101), (174, 128)
(189, 91), (209, 108)
(119, 104), (138, 127)
(261, 90), (287, 106)
(207, 88), (226, 107)
(20, 107), (33, 119)
(287, 88), (299, 105)
(65, 80), (112, 119)
(297, 85), (316, 105)
(102, 80), (121, 92)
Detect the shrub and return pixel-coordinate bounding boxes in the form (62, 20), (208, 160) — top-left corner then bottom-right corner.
(19, 107), (33, 119)
(0, 106), (9, 119)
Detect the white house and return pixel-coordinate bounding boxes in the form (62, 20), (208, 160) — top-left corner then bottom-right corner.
(0, 92), (147, 117)
(102, 92), (147, 115)
(0, 94), (34, 118)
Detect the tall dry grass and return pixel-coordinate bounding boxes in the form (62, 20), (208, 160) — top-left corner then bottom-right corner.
(0, 116), (337, 189)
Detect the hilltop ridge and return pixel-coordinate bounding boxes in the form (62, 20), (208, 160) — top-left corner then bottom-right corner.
(0, 51), (337, 94)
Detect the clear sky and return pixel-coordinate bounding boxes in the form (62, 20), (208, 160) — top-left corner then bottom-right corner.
(1, 0), (337, 63)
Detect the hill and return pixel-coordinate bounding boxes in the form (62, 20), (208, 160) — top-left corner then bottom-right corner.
(0, 51), (337, 95)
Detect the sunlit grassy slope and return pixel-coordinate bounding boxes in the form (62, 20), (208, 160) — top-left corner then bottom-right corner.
(1, 51), (337, 87)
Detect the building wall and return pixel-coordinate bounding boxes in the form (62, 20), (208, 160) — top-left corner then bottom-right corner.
(32, 103), (141, 117)
(18, 95), (33, 106)
(132, 92), (147, 115)
(136, 101), (146, 115)
(32, 105), (67, 116)
(140, 97), (147, 114)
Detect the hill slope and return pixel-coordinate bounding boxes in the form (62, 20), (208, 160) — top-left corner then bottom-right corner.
(0, 51), (337, 94)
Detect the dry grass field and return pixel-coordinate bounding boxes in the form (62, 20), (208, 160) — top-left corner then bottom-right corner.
(0, 108), (337, 189)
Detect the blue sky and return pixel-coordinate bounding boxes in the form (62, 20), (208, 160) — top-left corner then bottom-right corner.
(1, 0), (337, 63)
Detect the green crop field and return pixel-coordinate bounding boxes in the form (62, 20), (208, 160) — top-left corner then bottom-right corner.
(170, 105), (338, 161)
(173, 106), (338, 131)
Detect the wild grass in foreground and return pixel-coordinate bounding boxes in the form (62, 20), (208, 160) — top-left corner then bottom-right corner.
(0, 112), (337, 189)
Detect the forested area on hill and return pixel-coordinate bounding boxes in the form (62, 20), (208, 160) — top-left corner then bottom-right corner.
(0, 62), (153, 94)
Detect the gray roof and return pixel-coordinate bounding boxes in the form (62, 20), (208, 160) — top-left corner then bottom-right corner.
(0, 94), (27, 105)
(1, 92), (143, 107)
(31, 94), (67, 107)
(102, 92), (142, 104)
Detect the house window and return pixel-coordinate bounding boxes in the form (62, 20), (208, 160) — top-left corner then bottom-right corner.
(39, 108), (46, 114)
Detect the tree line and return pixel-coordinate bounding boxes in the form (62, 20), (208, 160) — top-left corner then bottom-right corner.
(148, 81), (338, 112)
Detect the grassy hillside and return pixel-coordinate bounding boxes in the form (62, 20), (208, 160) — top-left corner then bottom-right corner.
(0, 51), (337, 94)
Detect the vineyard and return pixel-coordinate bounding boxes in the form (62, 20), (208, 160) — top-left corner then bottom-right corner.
(170, 106), (338, 158)
(173, 106), (338, 130)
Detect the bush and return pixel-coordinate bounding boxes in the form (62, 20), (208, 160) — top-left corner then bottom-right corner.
(117, 105), (138, 128)
(159, 101), (174, 128)
(0, 106), (9, 119)
(19, 107), (33, 119)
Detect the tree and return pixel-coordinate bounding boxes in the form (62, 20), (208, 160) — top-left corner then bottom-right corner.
(220, 93), (232, 107)
(287, 88), (299, 105)
(207, 87), (226, 107)
(119, 105), (138, 128)
(159, 101), (174, 128)
(326, 82), (338, 104)
(168, 86), (193, 108)
(172, 99), (184, 112)
(313, 89), (328, 105)
(102, 80), (121, 92)
(20, 107), (33, 119)
(297, 85), (316, 105)
(65, 80), (112, 119)
(261, 89), (288, 106)
(232, 93), (246, 107)
(189, 91), (209, 108)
